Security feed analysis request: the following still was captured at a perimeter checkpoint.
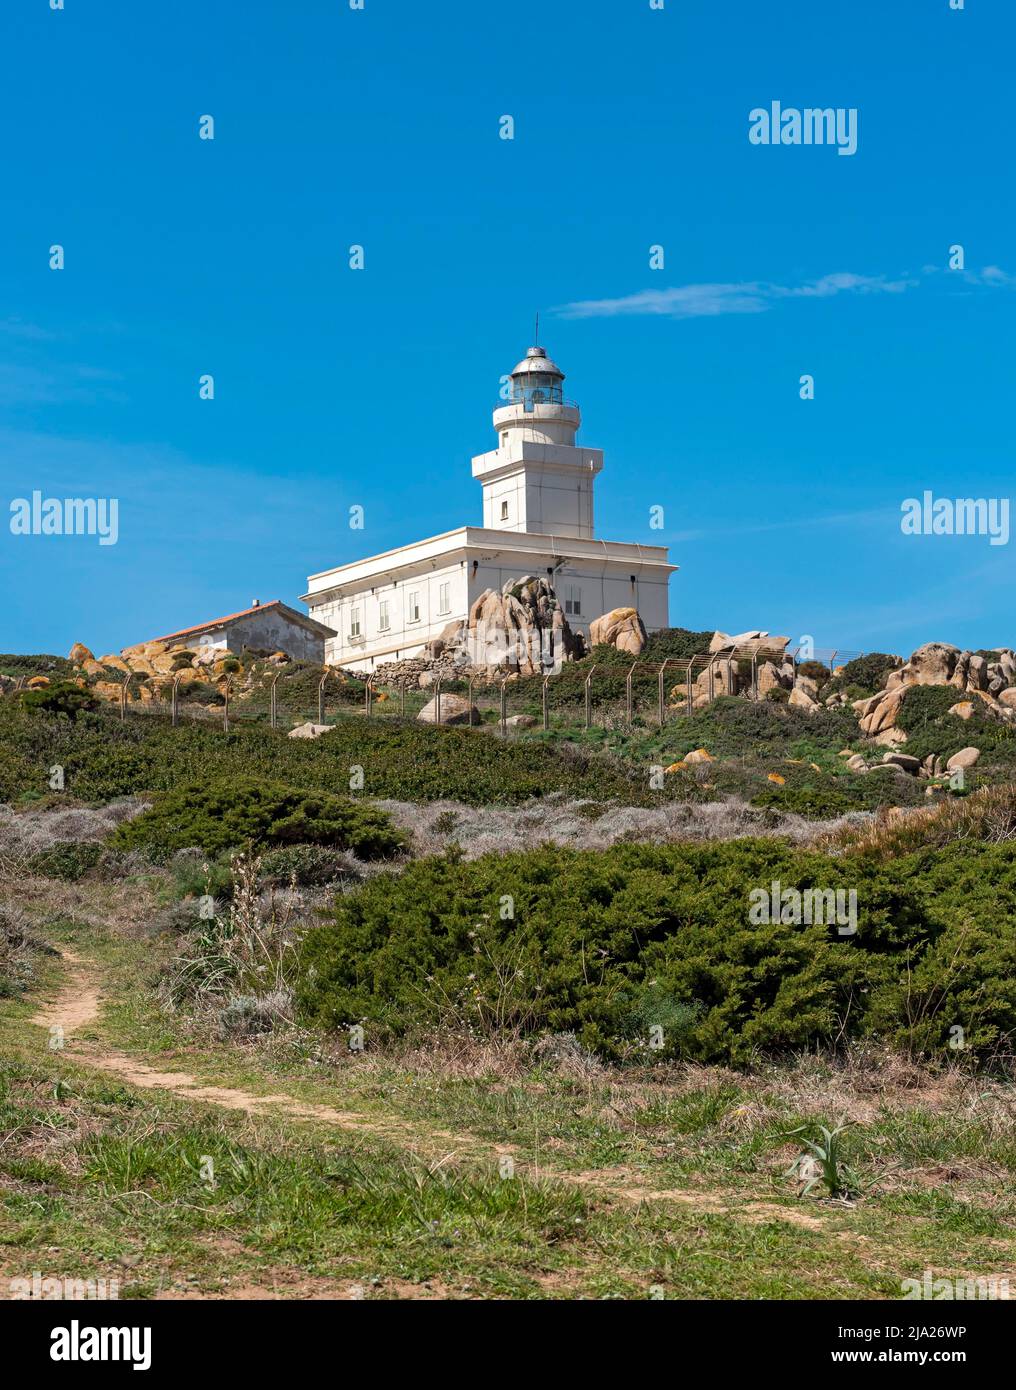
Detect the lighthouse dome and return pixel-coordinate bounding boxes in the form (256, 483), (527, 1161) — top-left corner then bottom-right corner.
(509, 345), (565, 380)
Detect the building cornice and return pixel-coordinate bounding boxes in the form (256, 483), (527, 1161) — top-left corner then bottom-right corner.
(302, 527), (676, 604)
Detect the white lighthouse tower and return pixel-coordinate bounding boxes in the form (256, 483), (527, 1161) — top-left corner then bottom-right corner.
(303, 337), (675, 670)
(471, 345), (603, 539)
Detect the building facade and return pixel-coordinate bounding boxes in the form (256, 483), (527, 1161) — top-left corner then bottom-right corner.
(145, 600), (335, 663)
(302, 343), (676, 670)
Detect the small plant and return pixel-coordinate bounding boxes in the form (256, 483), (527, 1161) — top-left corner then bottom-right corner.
(784, 1121), (862, 1199)
(259, 843), (357, 887)
(27, 841), (103, 881)
(167, 848), (302, 1008)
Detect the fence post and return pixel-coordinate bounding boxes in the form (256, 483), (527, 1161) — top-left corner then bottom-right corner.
(318, 668), (330, 725)
(500, 676), (508, 735)
(468, 674), (476, 726)
(365, 674), (375, 718)
(626, 661), (638, 722)
(223, 676), (233, 732)
(657, 659), (670, 726)
(270, 671), (282, 729)
(400, 679), (406, 717)
(686, 658), (695, 715)
(120, 672), (134, 722)
(584, 664), (596, 730)
(542, 673), (551, 731)
(435, 678), (442, 726)
(171, 674), (181, 727)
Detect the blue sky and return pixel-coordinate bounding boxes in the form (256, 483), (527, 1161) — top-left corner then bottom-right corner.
(1, 0), (1013, 659)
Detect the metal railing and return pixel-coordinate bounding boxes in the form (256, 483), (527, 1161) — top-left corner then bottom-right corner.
(495, 388), (579, 412)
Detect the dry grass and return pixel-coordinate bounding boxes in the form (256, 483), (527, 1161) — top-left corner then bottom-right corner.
(0, 898), (55, 995)
(378, 793), (861, 859)
(823, 783), (1016, 858)
(0, 798), (148, 857)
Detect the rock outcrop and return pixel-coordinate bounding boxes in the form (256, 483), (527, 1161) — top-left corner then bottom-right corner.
(417, 693), (480, 726)
(409, 576), (584, 679)
(708, 629), (790, 657)
(588, 607), (647, 657)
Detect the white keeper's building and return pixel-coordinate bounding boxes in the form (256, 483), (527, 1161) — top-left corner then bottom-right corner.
(302, 341), (676, 671)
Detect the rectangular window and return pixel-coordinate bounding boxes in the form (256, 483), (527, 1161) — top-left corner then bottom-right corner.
(564, 585), (581, 616)
(437, 582), (450, 615)
(500, 499), (509, 521)
(349, 605), (361, 639)
(408, 591), (420, 623)
(378, 599), (390, 632)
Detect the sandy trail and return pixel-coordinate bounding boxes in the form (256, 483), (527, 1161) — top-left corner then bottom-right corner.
(30, 948), (102, 1034)
(24, 949), (845, 1230)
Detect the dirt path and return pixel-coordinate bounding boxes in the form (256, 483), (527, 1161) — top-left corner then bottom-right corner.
(30, 948), (102, 1034)
(24, 948), (838, 1232)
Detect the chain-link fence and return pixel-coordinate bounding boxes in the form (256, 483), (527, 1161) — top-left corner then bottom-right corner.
(3, 643), (867, 738)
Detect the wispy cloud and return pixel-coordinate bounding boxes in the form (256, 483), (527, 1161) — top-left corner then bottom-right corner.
(557, 272), (917, 321)
(922, 263), (1016, 290)
(557, 265), (1016, 322)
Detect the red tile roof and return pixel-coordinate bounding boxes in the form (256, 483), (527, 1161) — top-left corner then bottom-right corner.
(150, 600), (285, 643)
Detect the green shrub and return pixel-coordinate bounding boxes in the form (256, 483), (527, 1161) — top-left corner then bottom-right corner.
(895, 685), (961, 735)
(18, 681), (98, 721)
(892, 686), (1016, 766)
(752, 784), (855, 818)
(0, 701), (701, 807)
(642, 627), (715, 662)
(110, 777), (406, 860)
(822, 653), (901, 699)
(0, 653), (76, 681)
(296, 839), (1016, 1063)
(26, 841), (103, 881)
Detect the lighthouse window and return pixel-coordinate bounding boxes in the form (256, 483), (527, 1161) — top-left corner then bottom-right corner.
(378, 599), (390, 632)
(349, 606), (361, 639)
(437, 582), (451, 614)
(564, 586), (582, 616)
(408, 591), (420, 623)
(500, 499), (509, 521)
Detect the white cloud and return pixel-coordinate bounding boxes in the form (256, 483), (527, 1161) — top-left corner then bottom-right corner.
(557, 272), (919, 321)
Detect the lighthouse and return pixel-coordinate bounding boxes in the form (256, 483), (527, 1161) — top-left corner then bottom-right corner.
(472, 345), (603, 539)
(302, 338), (675, 670)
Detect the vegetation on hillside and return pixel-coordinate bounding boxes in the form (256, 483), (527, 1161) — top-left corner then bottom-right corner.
(297, 837), (1016, 1064)
(111, 778), (406, 859)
